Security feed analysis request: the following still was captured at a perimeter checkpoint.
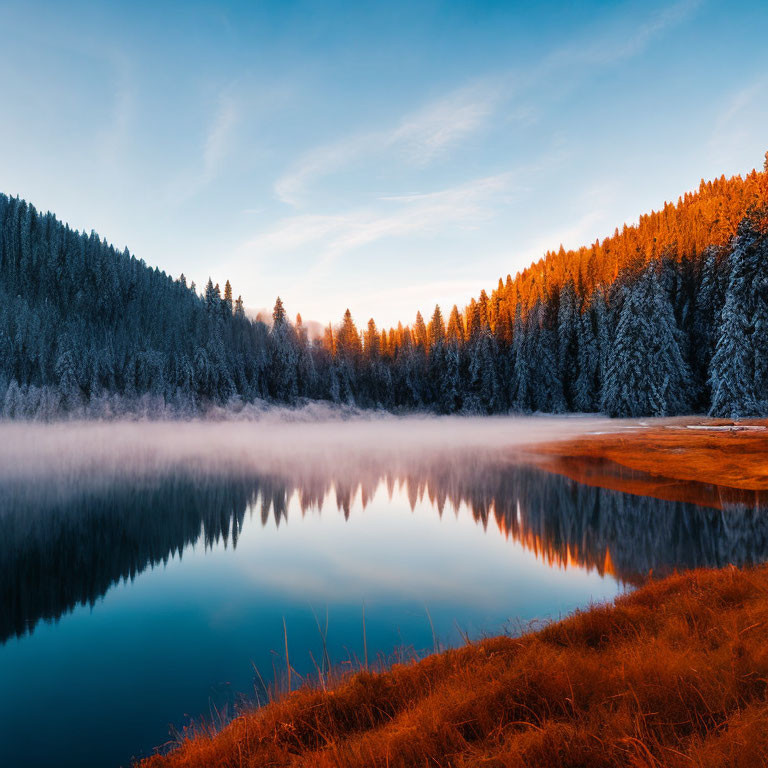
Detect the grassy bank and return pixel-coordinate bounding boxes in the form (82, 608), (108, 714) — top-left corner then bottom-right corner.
(529, 419), (768, 510)
(138, 565), (768, 767)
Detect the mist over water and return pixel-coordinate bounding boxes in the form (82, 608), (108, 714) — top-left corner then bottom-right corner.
(0, 414), (624, 486)
(2, 416), (767, 768)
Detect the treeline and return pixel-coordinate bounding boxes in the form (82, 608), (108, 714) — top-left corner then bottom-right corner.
(0, 191), (283, 417)
(1, 164), (767, 419)
(482, 165), (768, 317)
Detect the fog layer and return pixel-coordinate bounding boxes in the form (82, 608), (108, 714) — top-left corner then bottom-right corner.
(0, 414), (639, 488)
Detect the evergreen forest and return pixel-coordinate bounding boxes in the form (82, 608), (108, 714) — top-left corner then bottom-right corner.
(1, 162), (767, 419)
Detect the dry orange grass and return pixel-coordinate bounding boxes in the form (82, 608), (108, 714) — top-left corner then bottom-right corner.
(138, 565), (768, 768)
(528, 420), (768, 510)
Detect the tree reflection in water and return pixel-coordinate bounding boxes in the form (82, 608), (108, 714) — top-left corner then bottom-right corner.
(3, 450), (768, 646)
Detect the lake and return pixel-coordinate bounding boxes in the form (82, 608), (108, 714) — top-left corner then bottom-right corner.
(2, 416), (767, 768)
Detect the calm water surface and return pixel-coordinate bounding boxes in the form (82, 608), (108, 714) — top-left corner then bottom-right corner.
(2, 418), (767, 768)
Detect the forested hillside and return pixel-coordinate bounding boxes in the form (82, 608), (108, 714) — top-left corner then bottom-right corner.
(1, 161), (767, 419)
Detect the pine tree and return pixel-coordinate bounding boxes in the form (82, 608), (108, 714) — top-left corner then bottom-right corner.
(465, 299), (482, 342)
(323, 324), (335, 355)
(393, 331), (422, 408)
(296, 319), (318, 399)
(428, 305), (445, 348)
(364, 318), (380, 357)
(574, 305), (599, 412)
(446, 305), (465, 344)
(557, 280), (579, 409)
(603, 263), (691, 417)
(441, 340), (461, 412)
(648, 262), (692, 414)
(55, 347), (80, 409)
(223, 280), (233, 315)
(204, 278), (219, 313)
(592, 288), (611, 412)
(336, 309), (362, 362)
(494, 301), (513, 347)
(272, 296), (287, 326)
(268, 311), (298, 403)
(477, 289), (490, 327)
(710, 219), (767, 416)
(753, 255), (768, 411)
(510, 303), (530, 411)
(691, 248), (722, 408)
(413, 311), (428, 351)
(428, 339), (458, 413)
(473, 329), (503, 413)
(530, 300), (565, 413)
(295, 314), (307, 342)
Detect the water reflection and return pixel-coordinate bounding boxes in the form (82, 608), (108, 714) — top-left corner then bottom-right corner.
(4, 451), (768, 647)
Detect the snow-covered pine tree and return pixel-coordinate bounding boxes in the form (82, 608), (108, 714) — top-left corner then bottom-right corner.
(648, 262), (692, 414)
(463, 334), (483, 414)
(592, 288), (610, 409)
(750, 221), (768, 411)
(55, 346), (81, 410)
(691, 247), (724, 409)
(509, 303), (530, 411)
(574, 303), (599, 412)
(471, 329), (503, 413)
(267, 298), (299, 403)
(709, 218), (767, 417)
(222, 280), (233, 316)
(441, 339), (462, 413)
(603, 263), (691, 417)
(204, 278), (220, 313)
(557, 280), (579, 409)
(530, 300), (565, 413)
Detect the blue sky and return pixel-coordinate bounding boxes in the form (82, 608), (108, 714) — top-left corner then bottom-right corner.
(1, 0), (767, 327)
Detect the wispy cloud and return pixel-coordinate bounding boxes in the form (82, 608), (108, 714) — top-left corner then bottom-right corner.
(389, 81), (503, 164)
(273, 132), (376, 207)
(92, 50), (136, 169)
(203, 92), (239, 180)
(549, 0), (703, 68)
(274, 0), (701, 209)
(245, 173), (512, 268)
(274, 80), (506, 206)
(626, 0), (701, 53)
(235, 0), (705, 324)
(616, 0), (704, 60)
(164, 88), (240, 206)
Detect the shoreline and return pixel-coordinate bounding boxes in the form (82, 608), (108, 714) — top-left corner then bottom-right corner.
(522, 418), (768, 510)
(137, 564), (768, 767)
(136, 424), (768, 768)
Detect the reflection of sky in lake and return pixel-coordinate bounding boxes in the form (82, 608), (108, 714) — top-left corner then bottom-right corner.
(0, 480), (621, 768)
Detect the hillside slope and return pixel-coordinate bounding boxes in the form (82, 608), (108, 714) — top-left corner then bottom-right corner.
(463, 167), (768, 333)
